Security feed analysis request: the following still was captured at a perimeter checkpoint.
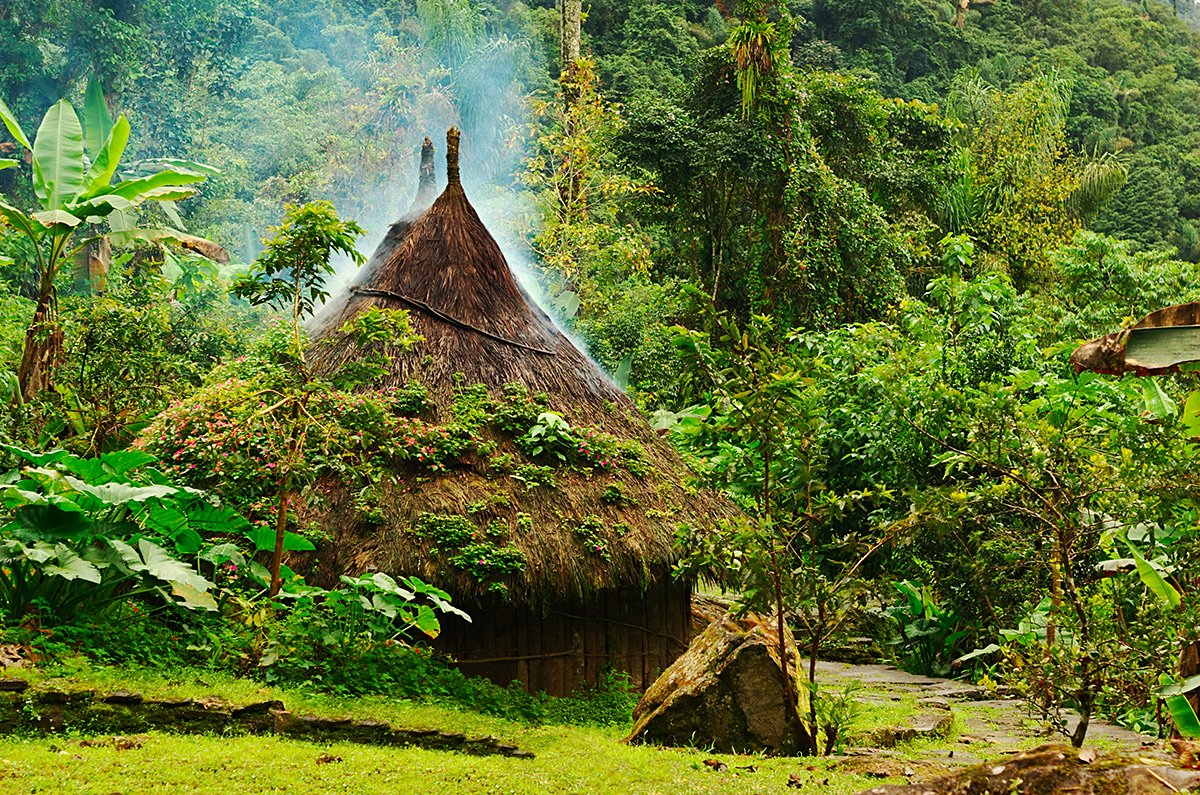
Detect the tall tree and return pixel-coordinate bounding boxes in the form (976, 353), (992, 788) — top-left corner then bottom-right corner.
(560, 0), (582, 77)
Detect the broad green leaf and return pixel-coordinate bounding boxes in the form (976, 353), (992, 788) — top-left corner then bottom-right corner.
(158, 199), (185, 229)
(1126, 543), (1181, 609)
(108, 168), (206, 202)
(0, 199), (39, 237)
(132, 157), (220, 176)
(11, 504), (93, 542)
(81, 77), (114, 157)
(80, 115), (129, 197)
(106, 538), (147, 571)
(128, 185), (200, 203)
(614, 352), (633, 390)
(63, 476), (178, 505)
(169, 581), (218, 611)
(246, 527), (316, 552)
(1139, 378), (1177, 420)
(1, 445), (71, 466)
(137, 539), (211, 593)
(182, 500), (250, 534)
(30, 209), (82, 229)
(427, 592), (471, 621)
(32, 100), (86, 208)
(199, 543), (245, 568)
(0, 158), (17, 171)
(69, 193), (133, 220)
(44, 547), (102, 583)
(0, 95), (30, 149)
(137, 504), (202, 554)
(247, 560), (272, 587)
(403, 575), (452, 601)
(107, 206), (136, 234)
(98, 450), (157, 476)
(1182, 390), (1200, 438)
(370, 572), (415, 600)
(411, 604), (441, 638)
(1165, 694), (1200, 739)
(555, 290), (580, 319)
(954, 643), (1000, 664)
(1158, 673), (1200, 698)
(136, 504), (186, 536)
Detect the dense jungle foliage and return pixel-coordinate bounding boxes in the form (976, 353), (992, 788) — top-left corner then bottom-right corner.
(4, 0), (1200, 750)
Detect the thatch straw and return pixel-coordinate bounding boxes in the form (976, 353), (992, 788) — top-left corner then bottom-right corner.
(307, 129), (737, 603)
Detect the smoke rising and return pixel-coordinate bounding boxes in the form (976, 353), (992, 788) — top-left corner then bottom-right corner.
(315, 2), (543, 320)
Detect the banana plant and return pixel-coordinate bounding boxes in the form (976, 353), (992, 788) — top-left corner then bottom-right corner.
(0, 89), (218, 400)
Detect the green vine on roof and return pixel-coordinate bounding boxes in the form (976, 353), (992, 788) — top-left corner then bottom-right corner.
(571, 515), (612, 561)
(140, 350), (656, 561)
(413, 512), (526, 593)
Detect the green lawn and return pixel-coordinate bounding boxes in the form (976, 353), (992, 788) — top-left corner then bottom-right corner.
(0, 729), (901, 795)
(0, 661), (1118, 795)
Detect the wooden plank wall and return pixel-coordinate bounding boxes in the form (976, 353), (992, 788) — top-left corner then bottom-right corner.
(435, 578), (692, 697)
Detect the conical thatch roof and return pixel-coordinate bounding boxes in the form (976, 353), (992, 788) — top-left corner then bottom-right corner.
(307, 129), (736, 603)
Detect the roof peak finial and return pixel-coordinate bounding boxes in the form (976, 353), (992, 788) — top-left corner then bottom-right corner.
(447, 127), (461, 187)
(412, 136), (437, 210)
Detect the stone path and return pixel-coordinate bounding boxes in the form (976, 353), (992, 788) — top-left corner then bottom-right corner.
(812, 660), (1162, 774)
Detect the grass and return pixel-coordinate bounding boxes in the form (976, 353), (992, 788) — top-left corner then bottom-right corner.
(0, 659), (1155, 794)
(0, 730), (896, 795)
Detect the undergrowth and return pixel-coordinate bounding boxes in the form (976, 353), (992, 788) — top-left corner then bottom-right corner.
(8, 617), (640, 729)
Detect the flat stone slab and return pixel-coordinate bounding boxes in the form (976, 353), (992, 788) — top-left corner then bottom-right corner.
(871, 713), (955, 748)
(0, 688), (533, 759)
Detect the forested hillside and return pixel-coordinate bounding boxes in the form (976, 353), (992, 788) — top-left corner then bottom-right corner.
(4, 0), (1200, 772)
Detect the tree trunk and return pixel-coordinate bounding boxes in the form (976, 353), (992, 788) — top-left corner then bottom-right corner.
(1177, 641), (1200, 739)
(269, 484), (289, 598)
(560, 0), (583, 117)
(17, 289), (63, 401)
(560, 0), (581, 76)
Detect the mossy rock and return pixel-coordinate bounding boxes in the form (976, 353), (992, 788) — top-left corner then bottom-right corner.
(856, 744), (1200, 794)
(625, 613), (813, 755)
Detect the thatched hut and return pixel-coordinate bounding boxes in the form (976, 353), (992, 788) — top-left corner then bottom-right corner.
(307, 129), (736, 696)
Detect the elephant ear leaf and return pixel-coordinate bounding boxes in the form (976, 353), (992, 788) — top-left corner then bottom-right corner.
(247, 527), (315, 552)
(44, 547), (102, 583)
(411, 604), (442, 638)
(136, 539), (212, 596)
(168, 581), (218, 611)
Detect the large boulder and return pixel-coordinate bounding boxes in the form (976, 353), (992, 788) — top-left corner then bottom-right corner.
(856, 744), (1200, 795)
(625, 613), (812, 755)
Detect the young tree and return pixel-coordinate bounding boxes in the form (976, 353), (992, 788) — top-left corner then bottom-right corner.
(671, 314), (892, 754)
(233, 201), (365, 596)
